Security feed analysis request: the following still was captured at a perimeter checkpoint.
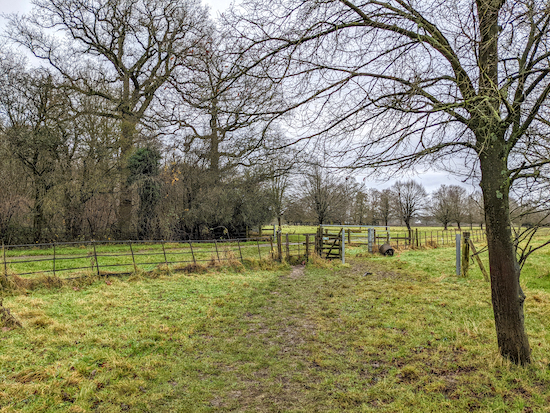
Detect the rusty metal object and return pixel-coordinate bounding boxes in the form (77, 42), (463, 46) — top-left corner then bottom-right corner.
(379, 244), (394, 256)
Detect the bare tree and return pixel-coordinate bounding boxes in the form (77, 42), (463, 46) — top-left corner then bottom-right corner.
(163, 31), (282, 181)
(376, 189), (393, 227)
(431, 185), (467, 230)
(230, 0), (550, 363)
(448, 185), (468, 230)
(10, 0), (209, 237)
(430, 185), (454, 230)
(302, 165), (346, 225)
(353, 186), (378, 225)
(391, 180), (427, 231)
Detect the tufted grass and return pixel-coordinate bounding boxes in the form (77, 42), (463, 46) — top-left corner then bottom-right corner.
(0, 243), (549, 412)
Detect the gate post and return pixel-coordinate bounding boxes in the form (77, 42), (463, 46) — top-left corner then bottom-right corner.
(368, 228), (374, 253)
(341, 228), (345, 264)
(461, 232), (470, 277)
(455, 233), (461, 276)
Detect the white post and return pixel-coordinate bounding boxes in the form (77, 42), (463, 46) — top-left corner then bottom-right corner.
(456, 233), (461, 276)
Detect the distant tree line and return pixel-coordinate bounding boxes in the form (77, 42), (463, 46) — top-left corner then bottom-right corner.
(282, 172), (486, 230)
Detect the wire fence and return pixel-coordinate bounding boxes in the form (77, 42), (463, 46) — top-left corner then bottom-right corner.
(390, 228), (486, 249)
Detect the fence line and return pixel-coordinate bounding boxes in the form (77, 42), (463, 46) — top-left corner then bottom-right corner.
(1, 237), (280, 279)
(1, 229), (490, 279)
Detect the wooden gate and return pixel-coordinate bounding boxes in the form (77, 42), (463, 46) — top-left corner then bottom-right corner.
(316, 227), (343, 260)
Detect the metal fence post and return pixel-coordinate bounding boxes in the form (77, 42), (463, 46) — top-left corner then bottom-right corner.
(277, 231), (282, 261)
(93, 242), (100, 276)
(214, 240), (221, 263)
(456, 233), (461, 276)
(52, 243), (56, 276)
(189, 241), (196, 264)
(237, 240), (243, 262)
(129, 241), (138, 272)
(285, 233), (290, 261)
(2, 241), (7, 278)
(162, 241), (168, 266)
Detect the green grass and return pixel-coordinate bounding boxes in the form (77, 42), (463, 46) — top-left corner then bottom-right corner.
(1, 244), (550, 412)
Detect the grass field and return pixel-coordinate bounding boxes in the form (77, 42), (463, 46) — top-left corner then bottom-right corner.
(1, 241), (550, 412)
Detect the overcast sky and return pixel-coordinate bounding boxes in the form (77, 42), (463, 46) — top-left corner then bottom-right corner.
(0, 0), (472, 193)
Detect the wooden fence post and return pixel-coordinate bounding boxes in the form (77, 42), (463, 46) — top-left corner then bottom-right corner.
(53, 243), (56, 276)
(305, 234), (310, 261)
(461, 232), (470, 277)
(347, 228), (351, 244)
(415, 228), (419, 247)
(269, 237), (274, 260)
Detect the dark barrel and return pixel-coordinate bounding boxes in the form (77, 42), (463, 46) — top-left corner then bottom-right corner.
(379, 244), (394, 256)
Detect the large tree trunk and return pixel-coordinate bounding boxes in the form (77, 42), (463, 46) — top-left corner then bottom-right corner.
(474, 0), (530, 364)
(209, 98), (221, 181)
(33, 186), (44, 244)
(480, 153), (531, 364)
(117, 114), (136, 239)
